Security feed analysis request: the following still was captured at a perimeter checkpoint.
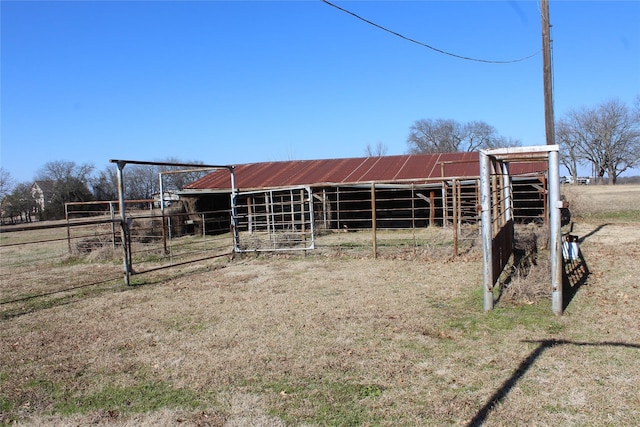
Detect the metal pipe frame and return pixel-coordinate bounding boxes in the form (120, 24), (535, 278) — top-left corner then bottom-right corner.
(480, 145), (562, 315)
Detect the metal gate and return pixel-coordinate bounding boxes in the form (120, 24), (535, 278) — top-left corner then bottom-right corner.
(232, 186), (315, 252)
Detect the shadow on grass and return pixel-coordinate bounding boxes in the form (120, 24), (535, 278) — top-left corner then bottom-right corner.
(576, 223), (610, 243)
(466, 339), (640, 427)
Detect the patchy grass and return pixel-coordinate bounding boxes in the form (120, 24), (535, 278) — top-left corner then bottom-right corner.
(54, 380), (207, 416)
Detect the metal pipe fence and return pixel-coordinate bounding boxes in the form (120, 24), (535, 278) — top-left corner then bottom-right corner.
(1, 173), (547, 317)
(0, 219), (124, 317)
(0, 203), (234, 317)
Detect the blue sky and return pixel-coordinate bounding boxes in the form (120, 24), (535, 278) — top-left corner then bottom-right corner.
(2, 0), (639, 184)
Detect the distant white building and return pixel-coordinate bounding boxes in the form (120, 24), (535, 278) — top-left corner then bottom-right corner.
(31, 180), (56, 211)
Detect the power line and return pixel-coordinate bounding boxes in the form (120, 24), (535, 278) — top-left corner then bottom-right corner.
(321, 0), (540, 64)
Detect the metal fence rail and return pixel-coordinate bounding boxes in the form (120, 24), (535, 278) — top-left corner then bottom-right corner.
(1, 171), (548, 316)
(0, 204), (235, 316)
(0, 219), (124, 313)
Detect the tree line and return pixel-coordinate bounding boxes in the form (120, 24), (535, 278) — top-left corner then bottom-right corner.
(0, 158), (207, 223)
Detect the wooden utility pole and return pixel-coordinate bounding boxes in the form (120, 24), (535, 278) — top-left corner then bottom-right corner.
(541, 0), (555, 146)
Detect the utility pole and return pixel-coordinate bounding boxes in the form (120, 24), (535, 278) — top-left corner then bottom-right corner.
(541, 0), (555, 146)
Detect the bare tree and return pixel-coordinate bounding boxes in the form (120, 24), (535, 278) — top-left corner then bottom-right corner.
(365, 142), (388, 157)
(157, 157), (207, 191)
(121, 158), (208, 200)
(36, 160), (95, 218)
(91, 167), (119, 201)
(556, 98), (640, 184)
(0, 167), (15, 201)
(125, 164), (159, 200)
(407, 119), (519, 154)
(556, 118), (583, 183)
(37, 160), (94, 184)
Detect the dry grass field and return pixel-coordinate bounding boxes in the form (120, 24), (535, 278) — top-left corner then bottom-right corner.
(1, 185), (639, 426)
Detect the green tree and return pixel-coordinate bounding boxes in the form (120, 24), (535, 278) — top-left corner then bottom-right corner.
(2, 183), (36, 223)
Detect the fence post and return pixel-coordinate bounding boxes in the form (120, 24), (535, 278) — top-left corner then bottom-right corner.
(115, 161), (131, 286)
(110, 202), (116, 249)
(549, 149), (563, 315)
(371, 182), (377, 259)
(429, 190), (435, 226)
(480, 152), (493, 312)
(452, 179), (458, 257)
(65, 203), (72, 254)
(300, 189), (306, 251)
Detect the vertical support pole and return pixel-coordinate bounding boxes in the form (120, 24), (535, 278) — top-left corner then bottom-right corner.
(502, 162), (512, 222)
(457, 180), (462, 227)
(442, 181), (448, 226)
(549, 150), (563, 315)
(336, 187), (341, 230)
(429, 190), (435, 226)
(269, 191), (275, 243)
(229, 166), (240, 253)
(411, 184), (416, 229)
(480, 152), (493, 311)
(441, 163), (448, 226)
(290, 189), (296, 231)
(65, 203), (72, 254)
(247, 196), (253, 234)
(115, 161), (131, 286)
(307, 187), (316, 249)
(159, 172), (168, 255)
(110, 201), (116, 249)
(371, 182), (377, 259)
(452, 179), (458, 257)
(300, 189), (306, 250)
(542, 175), (548, 226)
(491, 166), (499, 235)
(322, 188), (328, 229)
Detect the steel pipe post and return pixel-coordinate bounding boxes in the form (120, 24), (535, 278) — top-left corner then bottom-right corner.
(549, 150), (563, 315)
(480, 152), (494, 311)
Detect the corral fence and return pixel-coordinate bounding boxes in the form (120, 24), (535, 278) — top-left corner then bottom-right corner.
(195, 172), (548, 259)
(0, 217), (124, 316)
(0, 198), (235, 317)
(64, 199), (234, 270)
(1, 158), (551, 317)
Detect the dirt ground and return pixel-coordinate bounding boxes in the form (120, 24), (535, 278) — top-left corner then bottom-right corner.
(1, 185), (639, 426)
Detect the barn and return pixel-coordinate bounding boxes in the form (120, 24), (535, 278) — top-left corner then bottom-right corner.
(178, 152), (548, 238)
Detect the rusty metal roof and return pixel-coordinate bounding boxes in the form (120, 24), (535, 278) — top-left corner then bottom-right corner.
(183, 152), (547, 192)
